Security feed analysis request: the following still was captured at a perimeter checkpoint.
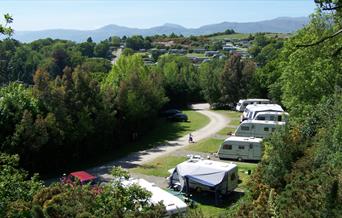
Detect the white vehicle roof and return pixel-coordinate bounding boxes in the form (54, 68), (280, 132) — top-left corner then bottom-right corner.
(241, 120), (286, 125)
(245, 104), (283, 112)
(179, 159), (237, 172)
(122, 178), (188, 214)
(239, 99), (270, 103)
(256, 111), (289, 116)
(224, 136), (263, 143)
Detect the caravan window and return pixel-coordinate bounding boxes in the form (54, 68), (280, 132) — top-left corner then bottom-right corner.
(249, 144), (253, 149)
(256, 116), (265, 120)
(270, 115), (275, 121)
(230, 172), (236, 181)
(238, 145), (245, 149)
(241, 126), (250, 131)
(264, 127), (269, 131)
(278, 116), (282, 121)
(223, 144), (232, 150)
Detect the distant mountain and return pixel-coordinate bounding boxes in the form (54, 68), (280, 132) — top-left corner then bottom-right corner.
(9, 17), (309, 42)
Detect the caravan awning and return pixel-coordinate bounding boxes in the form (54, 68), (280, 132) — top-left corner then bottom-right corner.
(185, 171), (227, 187)
(175, 160), (235, 188)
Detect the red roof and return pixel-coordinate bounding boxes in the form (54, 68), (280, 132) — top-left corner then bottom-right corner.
(70, 171), (96, 182)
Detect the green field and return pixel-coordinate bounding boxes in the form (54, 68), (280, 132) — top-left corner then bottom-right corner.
(130, 156), (187, 177)
(209, 33), (250, 41)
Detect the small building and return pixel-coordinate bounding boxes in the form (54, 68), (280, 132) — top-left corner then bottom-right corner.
(169, 48), (186, 55)
(193, 48), (206, 53)
(223, 46), (237, 51)
(205, 51), (220, 57)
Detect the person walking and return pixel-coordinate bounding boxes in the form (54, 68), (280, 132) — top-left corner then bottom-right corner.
(189, 133), (194, 143)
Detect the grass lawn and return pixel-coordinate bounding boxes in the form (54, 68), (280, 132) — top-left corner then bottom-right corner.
(130, 156), (187, 177)
(217, 127), (236, 136)
(214, 110), (241, 137)
(215, 110), (241, 120)
(229, 119), (241, 126)
(188, 189), (246, 217)
(189, 161), (257, 217)
(236, 161), (258, 189)
(186, 138), (224, 153)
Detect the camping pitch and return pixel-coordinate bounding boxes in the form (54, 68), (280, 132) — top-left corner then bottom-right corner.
(168, 159), (238, 197)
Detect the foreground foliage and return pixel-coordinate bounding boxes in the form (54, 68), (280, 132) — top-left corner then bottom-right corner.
(236, 8), (342, 217)
(1, 160), (166, 217)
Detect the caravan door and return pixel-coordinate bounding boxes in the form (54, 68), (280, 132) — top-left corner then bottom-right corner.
(247, 143), (254, 160)
(236, 143), (249, 160)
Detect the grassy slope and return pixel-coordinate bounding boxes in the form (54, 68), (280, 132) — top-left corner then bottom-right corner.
(209, 33), (250, 41)
(118, 110), (210, 158)
(186, 53), (207, 58)
(208, 33), (291, 41)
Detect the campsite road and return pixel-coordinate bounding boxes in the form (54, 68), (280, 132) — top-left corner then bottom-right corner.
(88, 103), (230, 181)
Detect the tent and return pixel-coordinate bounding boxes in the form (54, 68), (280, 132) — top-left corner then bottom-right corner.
(168, 159), (238, 197)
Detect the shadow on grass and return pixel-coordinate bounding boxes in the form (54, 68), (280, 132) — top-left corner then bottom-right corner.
(44, 118), (193, 181)
(191, 190), (244, 208)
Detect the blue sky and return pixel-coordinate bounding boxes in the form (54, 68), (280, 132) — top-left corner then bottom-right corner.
(1, 0), (317, 30)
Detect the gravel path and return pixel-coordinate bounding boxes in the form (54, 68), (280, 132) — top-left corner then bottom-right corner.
(88, 103), (230, 181)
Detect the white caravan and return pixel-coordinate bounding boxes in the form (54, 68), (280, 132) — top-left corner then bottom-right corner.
(121, 178), (188, 217)
(168, 159), (238, 196)
(234, 120), (286, 138)
(253, 111), (289, 122)
(241, 104), (284, 122)
(235, 99), (271, 112)
(218, 136), (263, 161)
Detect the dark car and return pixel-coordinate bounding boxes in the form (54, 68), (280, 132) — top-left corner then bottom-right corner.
(160, 109), (181, 117)
(167, 112), (188, 122)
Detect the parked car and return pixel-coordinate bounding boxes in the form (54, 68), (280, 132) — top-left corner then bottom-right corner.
(160, 109), (181, 117)
(61, 171), (99, 186)
(167, 113), (188, 122)
(210, 103), (235, 110)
